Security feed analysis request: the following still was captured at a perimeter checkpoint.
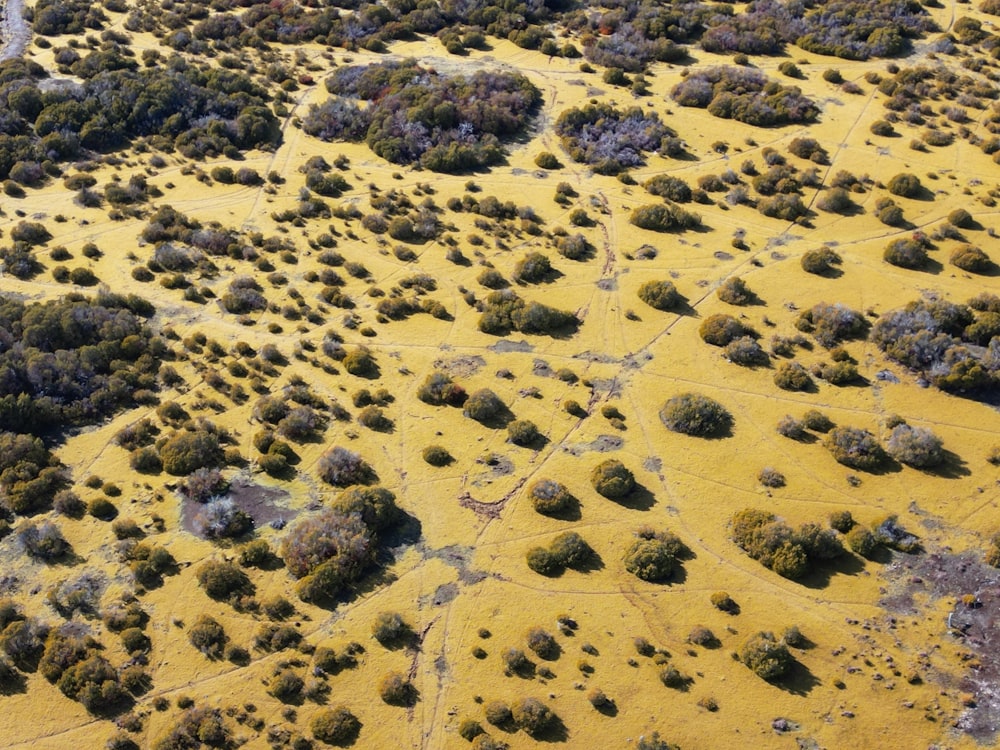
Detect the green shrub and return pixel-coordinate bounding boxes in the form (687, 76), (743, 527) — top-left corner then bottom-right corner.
(159, 430), (224, 476)
(372, 611), (410, 645)
(422, 445), (452, 466)
(623, 532), (682, 582)
(950, 245), (991, 273)
(638, 280), (680, 311)
(699, 313), (752, 346)
(528, 479), (573, 516)
(886, 424), (943, 467)
(378, 671), (414, 706)
(773, 361), (813, 391)
(311, 706), (360, 745)
(716, 277), (755, 305)
(740, 631), (793, 680)
(660, 393), (732, 437)
(825, 426), (885, 470)
(710, 591), (738, 613)
(846, 526), (879, 558)
(195, 560), (253, 603)
(630, 203), (700, 232)
(507, 419), (540, 446)
(188, 615), (226, 658)
(887, 172), (921, 197)
(883, 237), (928, 269)
(511, 697), (554, 736)
(534, 152), (561, 169)
(590, 459), (634, 499)
(464, 389), (506, 424)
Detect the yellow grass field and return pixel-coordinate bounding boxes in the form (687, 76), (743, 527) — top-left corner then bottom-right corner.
(1, 1), (999, 748)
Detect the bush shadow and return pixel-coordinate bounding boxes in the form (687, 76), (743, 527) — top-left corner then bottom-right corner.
(799, 552), (866, 589)
(919, 449), (971, 479)
(614, 484), (657, 511)
(776, 660), (820, 696)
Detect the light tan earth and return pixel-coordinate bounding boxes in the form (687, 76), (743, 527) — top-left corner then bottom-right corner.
(0, 2), (999, 748)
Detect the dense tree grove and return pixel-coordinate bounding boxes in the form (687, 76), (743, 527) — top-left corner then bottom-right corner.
(0, 60), (279, 177)
(555, 104), (678, 174)
(0, 292), (159, 433)
(672, 67), (819, 126)
(701, 0), (935, 59)
(304, 61), (540, 172)
(871, 297), (1000, 395)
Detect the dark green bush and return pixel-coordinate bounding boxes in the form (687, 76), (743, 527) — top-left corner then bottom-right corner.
(464, 389), (506, 424)
(659, 393), (732, 437)
(528, 479), (573, 516)
(508, 419), (540, 446)
(740, 631), (793, 680)
(638, 280), (680, 311)
(311, 706), (360, 745)
(195, 560), (253, 603)
(630, 203), (700, 232)
(950, 245), (991, 273)
(699, 313), (753, 346)
(887, 172), (921, 197)
(825, 426), (885, 470)
(590, 459), (634, 500)
(773, 361), (813, 391)
(188, 615), (226, 658)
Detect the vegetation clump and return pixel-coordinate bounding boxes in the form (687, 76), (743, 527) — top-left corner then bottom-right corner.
(638, 281), (681, 311)
(590, 459), (635, 500)
(528, 479), (574, 516)
(672, 67), (818, 126)
(623, 528), (687, 582)
(740, 631), (793, 681)
(555, 104), (674, 174)
(660, 393), (732, 437)
(478, 290), (578, 337)
(526, 531), (594, 575)
(825, 426), (886, 470)
(305, 61), (540, 172)
(730, 508), (844, 580)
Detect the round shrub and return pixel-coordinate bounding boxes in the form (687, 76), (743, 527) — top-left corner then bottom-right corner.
(699, 313), (751, 346)
(801, 246), (842, 275)
(659, 393), (731, 437)
(511, 697), (553, 736)
(710, 591), (738, 613)
(525, 627), (558, 659)
(590, 459), (635, 500)
(950, 245), (991, 273)
(886, 424), (943, 467)
(847, 526), (878, 558)
(464, 389), (506, 424)
(550, 531), (593, 568)
(740, 631), (793, 680)
(638, 280), (680, 311)
(716, 277), (754, 305)
(534, 152), (562, 169)
(773, 362), (812, 391)
(526, 546), (559, 575)
(422, 445), (452, 466)
(318, 446), (375, 486)
(311, 706), (360, 745)
(372, 611), (410, 645)
(725, 336), (769, 366)
(887, 172), (921, 198)
(528, 479), (573, 516)
(884, 238), (928, 269)
(196, 560), (253, 602)
(159, 430), (224, 476)
(623, 537), (676, 582)
(484, 700), (512, 727)
(507, 420), (540, 446)
(377, 671), (413, 705)
(825, 426), (885, 470)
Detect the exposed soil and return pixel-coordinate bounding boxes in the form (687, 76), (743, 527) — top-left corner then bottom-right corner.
(880, 550), (1000, 743)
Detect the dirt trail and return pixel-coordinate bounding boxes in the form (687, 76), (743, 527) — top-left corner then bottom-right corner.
(0, 0), (30, 61)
